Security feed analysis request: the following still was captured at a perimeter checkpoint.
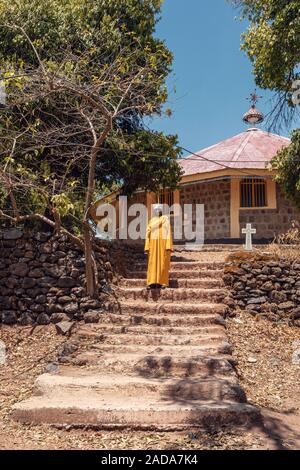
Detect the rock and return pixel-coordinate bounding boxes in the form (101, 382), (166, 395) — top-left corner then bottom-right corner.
(80, 299), (102, 311)
(55, 321), (75, 336)
(40, 243), (53, 254)
(10, 262), (29, 277)
(35, 232), (52, 242)
(223, 296), (235, 309)
(28, 269), (44, 278)
(223, 273), (233, 285)
(45, 303), (61, 314)
(50, 312), (70, 324)
(246, 279), (257, 289)
(19, 312), (34, 325)
(58, 277), (76, 288)
(3, 229), (23, 240)
(266, 312), (278, 322)
(36, 313), (50, 325)
(84, 311), (101, 324)
(261, 281), (273, 292)
(22, 277), (37, 289)
(1, 311), (17, 325)
(71, 269), (81, 279)
(271, 267), (282, 276)
(278, 301), (295, 311)
(233, 282), (245, 291)
(39, 277), (57, 288)
(267, 261), (279, 268)
(36, 294), (47, 304)
(45, 363), (59, 374)
(102, 284), (113, 295)
(241, 264), (251, 271)
(58, 296), (73, 304)
(270, 291), (287, 303)
(58, 341), (78, 358)
(218, 342), (233, 355)
(246, 306), (260, 315)
(44, 266), (67, 278)
(247, 297), (266, 305)
(247, 357), (257, 364)
(4, 277), (18, 289)
(64, 303), (78, 315)
(292, 308), (300, 320)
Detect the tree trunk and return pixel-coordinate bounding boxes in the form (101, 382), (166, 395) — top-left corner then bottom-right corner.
(83, 117), (112, 298)
(84, 223), (96, 298)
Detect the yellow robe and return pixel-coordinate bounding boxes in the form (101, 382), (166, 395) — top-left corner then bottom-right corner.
(144, 215), (173, 286)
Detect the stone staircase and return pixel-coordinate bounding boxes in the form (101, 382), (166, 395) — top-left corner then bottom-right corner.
(12, 250), (259, 430)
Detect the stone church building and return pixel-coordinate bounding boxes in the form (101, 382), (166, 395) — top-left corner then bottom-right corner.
(94, 102), (300, 243)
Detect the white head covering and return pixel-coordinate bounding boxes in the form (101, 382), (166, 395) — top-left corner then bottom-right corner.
(153, 203), (164, 214)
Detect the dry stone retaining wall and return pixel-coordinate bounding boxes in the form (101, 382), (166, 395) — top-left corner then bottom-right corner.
(0, 229), (128, 326)
(223, 252), (300, 326)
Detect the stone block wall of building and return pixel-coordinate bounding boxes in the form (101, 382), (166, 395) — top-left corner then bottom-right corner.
(239, 185), (300, 240)
(179, 180), (231, 241)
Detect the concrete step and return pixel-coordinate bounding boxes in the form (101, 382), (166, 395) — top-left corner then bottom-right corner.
(174, 245), (241, 253)
(134, 261), (225, 272)
(69, 352), (236, 377)
(126, 269), (224, 280)
(117, 287), (226, 303)
(112, 301), (228, 316)
(13, 397), (259, 430)
(85, 342), (233, 355)
(102, 312), (225, 327)
(77, 324), (225, 338)
(79, 331), (227, 346)
(32, 372), (246, 404)
(120, 278), (224, 289)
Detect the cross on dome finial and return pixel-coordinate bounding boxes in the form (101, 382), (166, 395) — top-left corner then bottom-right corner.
(247, 91), (262, 107)
(243, 90), (264, 127)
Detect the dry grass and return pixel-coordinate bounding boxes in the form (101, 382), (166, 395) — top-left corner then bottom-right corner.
(266, 244), (300, 262)
(227, 311), (300, 412)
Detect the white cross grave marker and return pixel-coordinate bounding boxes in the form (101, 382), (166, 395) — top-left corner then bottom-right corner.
(0, 341), (6, 365)
(242, 223), (256, 252)
(0, 79), (6, 106)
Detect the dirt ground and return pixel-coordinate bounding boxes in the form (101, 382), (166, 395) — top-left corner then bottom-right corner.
(227, 311), (300, 450)
(0, 317), (299, 450)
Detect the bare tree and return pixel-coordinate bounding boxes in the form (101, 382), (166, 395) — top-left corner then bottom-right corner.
(0, 25), (168, 297)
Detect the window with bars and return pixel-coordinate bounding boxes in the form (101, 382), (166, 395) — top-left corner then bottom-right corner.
(157, 189), (174, 207)
(240, 178), (267, 208)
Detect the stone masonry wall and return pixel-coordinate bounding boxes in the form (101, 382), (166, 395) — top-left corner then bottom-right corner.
(0, 229), (128, 326)
(180, 180), (231, 241)
(239, 185), (300, 240)
(223, 251), (300, 327)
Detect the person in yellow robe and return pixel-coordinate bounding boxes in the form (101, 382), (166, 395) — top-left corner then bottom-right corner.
(144, 204), (173, 289)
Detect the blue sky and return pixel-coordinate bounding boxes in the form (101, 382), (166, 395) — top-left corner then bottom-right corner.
(149, 0), (294, 156)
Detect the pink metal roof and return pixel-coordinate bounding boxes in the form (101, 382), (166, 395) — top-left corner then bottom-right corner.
(180, 128), (290, 177)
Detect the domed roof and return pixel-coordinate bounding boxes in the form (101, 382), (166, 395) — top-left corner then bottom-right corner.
(180, 128), (290, 177)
